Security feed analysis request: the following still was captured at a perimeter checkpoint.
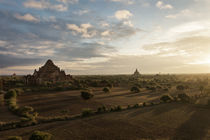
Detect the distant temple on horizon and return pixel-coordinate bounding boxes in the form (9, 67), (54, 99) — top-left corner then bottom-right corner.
(132, 69), (141, 78)
(25, 59), (73, 85)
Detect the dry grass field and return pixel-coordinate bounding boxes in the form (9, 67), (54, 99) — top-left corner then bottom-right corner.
(17, 87), (166, 117)
(0, 95), (20, 122)
(1, 102), (210, 140)
(1, 74), (210, 140)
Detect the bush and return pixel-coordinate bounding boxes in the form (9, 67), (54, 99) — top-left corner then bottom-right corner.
(103, 87), (110, 93)
(30, 131), (52, 140)
(97, 106), (107, 113)
(4, 89), (17, 100)
(133, 104), (139, 108)
(14, 88), (24, 95)
(107, 83), (113, 89)
(130, 86), (140, 93)
(110, 106), (122, 111)
(81, 91), (94, 100)
(7, 136), (22, 140)
(82, 108), (93, 117)
(178, 93), (190, 102)
(160, 95), (173, 102)
(17, 106), (34, 116)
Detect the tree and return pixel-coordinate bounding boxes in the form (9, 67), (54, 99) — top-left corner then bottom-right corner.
(103, 87), (110, 93)
(160, 95), (173, 102)
(199, 86), (204, 94)
(178, 93), (190, 102)
(30, 131), (52, 140)
(4, 89), (17, 100)
(130, 86), (140, 93)
(81, 91), (94, 100)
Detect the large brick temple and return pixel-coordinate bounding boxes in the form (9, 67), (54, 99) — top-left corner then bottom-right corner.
(25, 59), (73, 85)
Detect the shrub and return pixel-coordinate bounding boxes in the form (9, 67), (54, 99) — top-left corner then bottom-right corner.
(178, 93), (190, 102)
(97, 106), (107, 113)
(110, 106), (122, 111)
(103, 87), (110, 93)
(14, 88), (24, 95)
(130, 86), (140, 93)
(160, 95), (173, 102)
(29, 131), (52, 140)
(7, 136), (22, 140)
(81, 91), (94, 100)
(17, 106), (34, 116)
(107, 83), (113, 89)
(82, 108), (93, 117)
(4, 89), (17, 100)
(115, 105), (122, 111)
(133, 104), (139, 108)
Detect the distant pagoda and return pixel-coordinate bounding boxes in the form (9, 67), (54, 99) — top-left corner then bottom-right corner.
(132, 69), (141, 78)
(25, 59), (73, 85)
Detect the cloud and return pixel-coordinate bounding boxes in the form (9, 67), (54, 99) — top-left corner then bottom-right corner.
(23, 0), (68, 12)
(143, 36), (210, 61)
(66, 23), (96, 38)
(165, 9), (196, 19)
(0, 54), (43, 68)
(109, 0), (134, 5)
(101, 30), (111, 36)
(156, 1), (173, 10)
(56, 0), (78, 4)
(73, 9), (89, 15)
(115, 10), (133, 20)
(14, 13), (40, 22)
(0, 40), (7, 46)
(55, 42), (116, 60)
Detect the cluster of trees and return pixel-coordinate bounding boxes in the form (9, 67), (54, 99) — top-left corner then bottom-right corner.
(160, 93), (191, 103)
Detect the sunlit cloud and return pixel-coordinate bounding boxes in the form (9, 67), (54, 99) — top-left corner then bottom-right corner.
(156, 1), (173, 10)
(23, 0), (68, 12)
(14, 13), (40, 22)
(115, 10), (133, 20)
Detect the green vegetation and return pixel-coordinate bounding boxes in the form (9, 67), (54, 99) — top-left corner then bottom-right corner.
(178, 93), (190, 102)
(29, 131), (52, 140)
(14, 88), (24, 95)
(82, 108), (94, 117)
(81, 90), (94, 100)
(160, 95), (174, 102)
(130, 86), (140, 93)
(97, 106), (108, 113)
(103, 87), (111, 93)
(4, 89), (17, 100)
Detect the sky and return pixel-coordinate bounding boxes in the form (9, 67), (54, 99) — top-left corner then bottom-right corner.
(0, 0), (210, 75)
